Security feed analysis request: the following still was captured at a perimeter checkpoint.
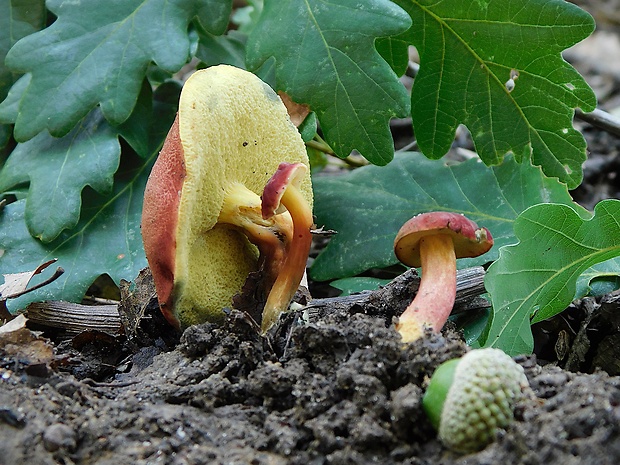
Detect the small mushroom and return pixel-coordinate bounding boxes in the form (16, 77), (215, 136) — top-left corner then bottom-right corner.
(142, 65), (313, 330)
(393, 212), (493, 342)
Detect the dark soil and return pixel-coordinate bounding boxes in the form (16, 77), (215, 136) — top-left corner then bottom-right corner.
(3, 2), (620, 464)
(2, 292), (620, 465)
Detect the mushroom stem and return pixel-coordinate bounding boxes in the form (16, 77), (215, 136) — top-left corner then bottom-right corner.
(217, 168), (313, 333)
(218, 183), (292, 295)
(261, 183), (313, 332)
(260, 163), (314, 333)
(395, 234), (457, 343)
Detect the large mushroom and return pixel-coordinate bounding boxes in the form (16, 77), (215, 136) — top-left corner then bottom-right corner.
(141, 65), (313, 331)
(393, 212), (493, 342)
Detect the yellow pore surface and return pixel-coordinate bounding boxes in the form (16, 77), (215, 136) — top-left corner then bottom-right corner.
(174, 65), (313, 327)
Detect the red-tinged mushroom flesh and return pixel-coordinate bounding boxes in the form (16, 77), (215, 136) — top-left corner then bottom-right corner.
(393, 212), (493, 343)
(141, 65), (313, 330)
(260, 162), (314, 332)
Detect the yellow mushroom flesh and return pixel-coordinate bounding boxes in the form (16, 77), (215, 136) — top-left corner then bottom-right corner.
(142, 65), (313, 330)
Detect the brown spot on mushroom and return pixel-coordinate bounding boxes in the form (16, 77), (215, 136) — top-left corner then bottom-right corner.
(278, 91), (311, 127)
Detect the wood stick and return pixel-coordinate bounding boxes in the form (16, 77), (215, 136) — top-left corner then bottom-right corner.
(304, 266), (489, 322)
(26, 301), (121, 335)
(575, 108), (620, 138)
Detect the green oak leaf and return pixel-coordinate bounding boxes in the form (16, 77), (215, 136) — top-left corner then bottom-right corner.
(376, 35), (410, 76)
(0, 81), (181, 243)
(454, 308), (491, 348)
(0, 82), (180, 312)
(575, 258), (620, 298)
(330, 277), (391, 296)
(4, 0), (231, 141)
(148, 80), (184, 147)
(117, 80), (155, 159)
(0, 0), (46, 100)
(484, 200), (620, 355)
(0, 123), (10, 152)
(310, 151), (586, 281)
(196, 29), (247, 69)
(396, 0), (596, 188)
(0, 73), (29, 124)
(232, 0), (263, 33)
(299, 112), (318, 143)
(0, 157), (148, 313)
(0, 109), (121, 243)
(246, 0), (411, 166)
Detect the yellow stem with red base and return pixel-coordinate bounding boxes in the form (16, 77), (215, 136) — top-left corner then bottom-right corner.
(395, 234), (457, 343)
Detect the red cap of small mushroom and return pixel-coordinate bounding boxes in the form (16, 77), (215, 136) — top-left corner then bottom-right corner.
(393, 212), (493, 342)
(395, 212), (493, 267)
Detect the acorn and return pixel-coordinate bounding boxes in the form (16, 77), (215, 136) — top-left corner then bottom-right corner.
(422, 348), (530, 453)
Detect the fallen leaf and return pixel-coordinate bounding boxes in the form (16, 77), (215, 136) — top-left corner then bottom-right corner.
(278, 91), (311, 127)
(0, 314), (55, 366)
(0, 259), (60, 300)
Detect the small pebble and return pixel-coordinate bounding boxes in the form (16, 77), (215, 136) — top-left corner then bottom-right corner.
(43, 423), (77, 452)
(0, 407), (25, 428)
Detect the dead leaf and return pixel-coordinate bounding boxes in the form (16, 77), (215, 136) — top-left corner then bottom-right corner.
(118, 267), (179, 348)
(278, 91), (311, 127)
(0, 259), (64, 301)
(0, 314), (55, 366)
(1, 259), (64, 320)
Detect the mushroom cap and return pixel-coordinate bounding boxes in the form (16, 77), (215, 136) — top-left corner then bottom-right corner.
(394, 212), (493, 268)
(142, 65), (312, 328)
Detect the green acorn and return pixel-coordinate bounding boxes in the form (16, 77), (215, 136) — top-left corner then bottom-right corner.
(422, 348), (530, 453)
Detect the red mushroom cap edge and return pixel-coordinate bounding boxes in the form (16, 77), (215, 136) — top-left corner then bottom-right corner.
(394, 212), (493, 268)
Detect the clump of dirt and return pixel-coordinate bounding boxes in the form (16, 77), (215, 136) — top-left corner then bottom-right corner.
(2, 301), (620, 465)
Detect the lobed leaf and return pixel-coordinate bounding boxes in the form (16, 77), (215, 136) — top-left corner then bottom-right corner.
(310, 152), (585, 281)
(117, 80), (156, 159)
(396, 0), (597, 188)
(376, 35), (410, 76)
(0, 0), (46, 100)
(246, 0), (411, 166)
(0, 82), (180, 311)
(484, 200), (620, 355)
(0, 80), (182, 242)
(330, 277), (391, 296)
(0, 73), (29, 124)
(3, 0), (231, 141)
(575, 257), (620, 298)
(0, 109), (121, 243)
(0, 123), (9, 151)
(196, 29), (247, 69)
(0, 159), (148, 313)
